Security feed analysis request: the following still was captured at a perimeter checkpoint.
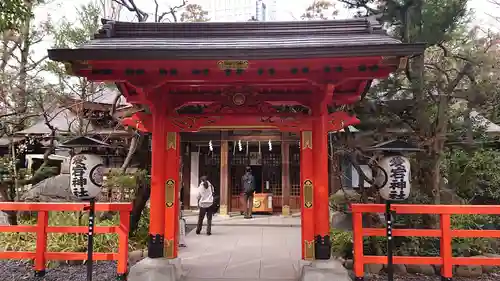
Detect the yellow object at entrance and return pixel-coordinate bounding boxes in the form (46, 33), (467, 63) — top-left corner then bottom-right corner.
(252, 193), (273, 213)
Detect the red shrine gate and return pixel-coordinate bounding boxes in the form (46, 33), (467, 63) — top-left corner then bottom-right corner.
(49, 19), (424, 262)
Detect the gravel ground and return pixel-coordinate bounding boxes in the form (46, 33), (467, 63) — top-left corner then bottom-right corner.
(1, 260), (499, 281)
(369, 273), (500, 281)
(0, 260), (121, 281)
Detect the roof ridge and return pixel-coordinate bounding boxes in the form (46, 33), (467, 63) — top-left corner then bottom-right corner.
(95, 20), (116, 38)
(94, 18), (387, 39)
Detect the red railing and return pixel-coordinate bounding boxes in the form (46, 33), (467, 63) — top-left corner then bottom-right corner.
(0, 202), (132, 278)
(352, 204), (500, 280)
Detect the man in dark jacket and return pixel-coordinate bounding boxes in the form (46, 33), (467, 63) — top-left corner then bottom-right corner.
(241, 166), (255, 219)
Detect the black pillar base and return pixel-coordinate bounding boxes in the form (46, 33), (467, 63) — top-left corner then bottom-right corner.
(148, 234), (164, 258)
(117, 273), (127, 280)
(441, 277), (452, 281)
(314, 235), (331, 260)
(34, 270), (46, 277)
(354, 277), (364, 281)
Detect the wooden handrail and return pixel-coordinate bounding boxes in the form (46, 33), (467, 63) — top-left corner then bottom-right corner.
(0, 202), (132, 279)
(351, 203), (500, 281)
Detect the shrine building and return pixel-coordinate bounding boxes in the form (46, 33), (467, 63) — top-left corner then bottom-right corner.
(176, 130), (361, 214)
(48, 17), (424, 274)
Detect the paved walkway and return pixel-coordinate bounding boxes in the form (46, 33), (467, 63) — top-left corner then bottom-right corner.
(183, 213), (301, 227)
(179, 222), (301, 281)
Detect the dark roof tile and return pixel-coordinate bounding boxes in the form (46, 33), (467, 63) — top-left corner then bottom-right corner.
(49, 17), (426, 61)
(95, 17), (387, 38)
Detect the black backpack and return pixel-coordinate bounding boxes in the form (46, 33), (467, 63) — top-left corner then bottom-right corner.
(242, 173), (255, 194)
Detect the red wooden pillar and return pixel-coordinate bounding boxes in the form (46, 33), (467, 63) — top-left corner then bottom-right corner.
(219, 132), (230, 216)
(165, 132), (180, 258)
(281, 135), (291, 216)
(312, 104), (331, 260)
(300, 131), (315, 260)
(148, 109), (167, 258)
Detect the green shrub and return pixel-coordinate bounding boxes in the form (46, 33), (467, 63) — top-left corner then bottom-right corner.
(0, 210), (149, 259)
(451, 214), (499, 256)
(330, 229), (353, 257)
(444, 148), (500, 204)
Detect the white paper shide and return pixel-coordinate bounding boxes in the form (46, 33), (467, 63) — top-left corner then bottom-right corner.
(69, 153), (104, 200)
(378, 155), (411, 201)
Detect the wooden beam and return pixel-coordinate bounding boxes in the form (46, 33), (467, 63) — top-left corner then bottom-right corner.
(228, 135), (282, 141)
(122, 111), (360, 133)
(219, 131), (229, 216)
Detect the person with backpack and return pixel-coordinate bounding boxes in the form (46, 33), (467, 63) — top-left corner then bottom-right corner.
(196, 176), (215, 235)
(241, 166), (256, 219)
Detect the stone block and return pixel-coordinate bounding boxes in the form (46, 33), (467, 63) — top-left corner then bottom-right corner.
(406, 264), (435, 276)
(364, 263), (383, 274)
(300, 259), (351, 281)
(455, 265), (482, 277)
(474, 256), (497, 273)
(482, 264), (497, 273)
(0, 211), (9, 225)
(384, 263), (407, 274)
(128, 257), (183, 281)
(128, 249), (146, 264)
(344, 259), (353, 270)
(433, 264), (442, 275)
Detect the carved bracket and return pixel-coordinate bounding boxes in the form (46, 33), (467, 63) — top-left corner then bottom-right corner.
(197, 87), (279, 115)
(122, 111), (360, 133)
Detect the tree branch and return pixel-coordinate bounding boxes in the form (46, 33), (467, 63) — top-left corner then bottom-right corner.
(112, 0), (148, 22)
(154, 0), (159, 22)
(158, 0), (187, 22)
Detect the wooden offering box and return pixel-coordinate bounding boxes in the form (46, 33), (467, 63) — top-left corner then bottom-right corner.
(253, 193), (273, 213)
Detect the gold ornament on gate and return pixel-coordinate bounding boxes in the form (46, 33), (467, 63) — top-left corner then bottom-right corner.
(165, 179), (175, 207)
(167, 132), (177, 150)
(304, 240), (315, 260)
(302, 131), (312, 149)
(164, 239), (175, 258)
(217, 60), (249, 70)
(303, 179), (313, 208)
(232, 93), (246, 106)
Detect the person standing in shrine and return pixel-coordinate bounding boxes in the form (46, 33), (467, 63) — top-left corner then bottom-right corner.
(241, 166), (256, 219)
(196, 176), (214, 235)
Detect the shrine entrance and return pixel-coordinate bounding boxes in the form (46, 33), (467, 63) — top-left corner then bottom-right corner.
(48, 18), (424, 276)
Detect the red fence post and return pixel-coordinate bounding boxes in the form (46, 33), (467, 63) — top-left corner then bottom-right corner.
(34, 211), (48, 277)
(117, 210), (130, 280)
(441, 214), (453, 280)
(353, 210), (364, 280)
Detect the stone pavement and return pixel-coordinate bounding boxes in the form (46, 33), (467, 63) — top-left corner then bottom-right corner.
(183, 213), (301, 227)
(179, 223), (301, 281)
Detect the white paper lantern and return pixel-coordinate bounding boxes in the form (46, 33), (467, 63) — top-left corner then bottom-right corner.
(377, 155), (411, 201)
(70, 153), (104, 200)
